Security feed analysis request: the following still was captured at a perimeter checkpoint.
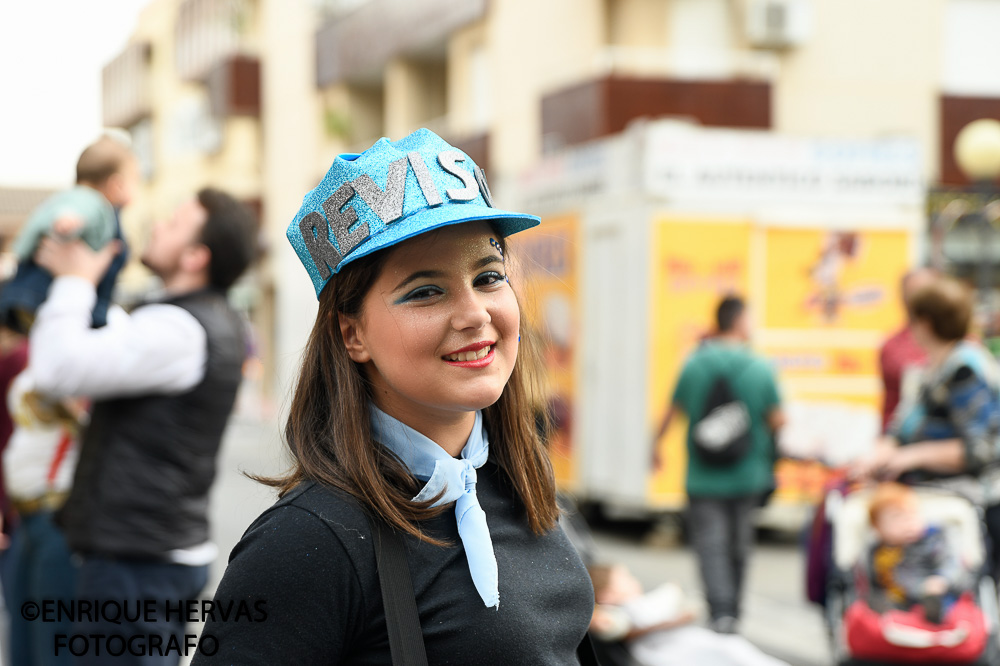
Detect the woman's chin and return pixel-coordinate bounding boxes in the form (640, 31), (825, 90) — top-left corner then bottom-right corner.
(448, 388), (505, 413)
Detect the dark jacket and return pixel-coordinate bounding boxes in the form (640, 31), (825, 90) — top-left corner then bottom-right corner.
(191, 475), (594, 665)
(868, 527), (967, 608)
(58, 288), (245, 558)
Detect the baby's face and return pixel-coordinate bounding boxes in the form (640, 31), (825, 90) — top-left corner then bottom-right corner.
(102, 157), (140, 208)
(875, 500), (926, 546)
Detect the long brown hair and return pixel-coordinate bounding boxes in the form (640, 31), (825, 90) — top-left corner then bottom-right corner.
(260, 232), (559, 545)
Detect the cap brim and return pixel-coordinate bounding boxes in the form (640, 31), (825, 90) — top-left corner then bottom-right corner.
(335, 203), (540, 274)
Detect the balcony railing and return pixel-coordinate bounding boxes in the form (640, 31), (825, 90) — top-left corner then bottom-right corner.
(448, 131), (489, 174)
(316, 0), (486, 88)
(207, 55), (261, 117)
(541, 74), (771, 151)
(175, 0), (252, 82)
(102, 42), (152, 128)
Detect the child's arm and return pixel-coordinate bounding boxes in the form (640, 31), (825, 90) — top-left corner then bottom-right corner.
(898, 528), (966, 599)
(51, 214), (85, 240)
(926, 528), (969, 593)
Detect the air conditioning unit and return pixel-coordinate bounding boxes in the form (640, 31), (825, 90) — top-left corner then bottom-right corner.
(745, 0), (812, 50)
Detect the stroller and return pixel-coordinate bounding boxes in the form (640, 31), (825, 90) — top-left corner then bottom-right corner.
(824, 486), (1000, 665)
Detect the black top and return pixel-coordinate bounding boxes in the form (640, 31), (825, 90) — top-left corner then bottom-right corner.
(192, 461), (594, 665)
(58, 288), (245, 557)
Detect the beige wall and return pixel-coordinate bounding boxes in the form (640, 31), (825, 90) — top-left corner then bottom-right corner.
(486, 0), (606, 175)
(608, 0), (671, 47)
(117, 0), (264, 295)
(259, 0), (322, 403)
(772, 0), (944, 178)
(384, 58), (448, 139)
(113, 0), (968, 400)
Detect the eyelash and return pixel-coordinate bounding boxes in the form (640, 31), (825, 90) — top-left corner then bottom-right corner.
(400, 271), (506, 303)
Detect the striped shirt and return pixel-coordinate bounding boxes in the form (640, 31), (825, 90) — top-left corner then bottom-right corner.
(890, 341), (1000, 505)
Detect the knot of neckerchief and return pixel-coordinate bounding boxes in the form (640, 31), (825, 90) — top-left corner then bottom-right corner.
(369, 404), (499, 608)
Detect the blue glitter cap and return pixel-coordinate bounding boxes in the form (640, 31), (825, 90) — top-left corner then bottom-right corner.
(287, 128), (540, 298)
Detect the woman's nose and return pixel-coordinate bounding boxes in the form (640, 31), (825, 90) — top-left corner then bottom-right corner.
(451, 287), (492, 331)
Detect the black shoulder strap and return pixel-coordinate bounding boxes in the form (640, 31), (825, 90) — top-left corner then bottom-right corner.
(577, 632), (602, 665)
(369, 516), (429, 666)
(369, 513), (600, 665)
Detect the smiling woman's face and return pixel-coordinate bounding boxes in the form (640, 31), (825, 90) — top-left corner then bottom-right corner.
(339, 221), (520, 423)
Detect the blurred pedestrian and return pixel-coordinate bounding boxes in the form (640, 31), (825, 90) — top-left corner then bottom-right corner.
(0, 320), (27, 653)
(654, 295), (784, 634)
(879, 268), (937, 432)
(29, 188), (257, 666)
(589, 564), (790, 666)
(2, 372), (83, 666)
(0, 135), (137, 334)
(853, 276), (1000, 578)
(192, 129), (596, 664)
(0, 322), (27, 547)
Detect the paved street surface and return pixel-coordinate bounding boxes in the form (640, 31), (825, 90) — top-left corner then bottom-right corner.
(192, 416), (831, 665)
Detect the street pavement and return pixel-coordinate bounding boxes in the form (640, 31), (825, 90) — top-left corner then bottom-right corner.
(195, 415), (831, 665)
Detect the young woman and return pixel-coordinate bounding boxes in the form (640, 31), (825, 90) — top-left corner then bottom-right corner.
(192, 129), (595, 664)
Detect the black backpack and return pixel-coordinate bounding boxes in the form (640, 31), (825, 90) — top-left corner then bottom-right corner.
(691, 359), (753, 466)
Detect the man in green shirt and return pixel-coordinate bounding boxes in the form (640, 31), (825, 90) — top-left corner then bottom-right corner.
(655, 296), (784, 634)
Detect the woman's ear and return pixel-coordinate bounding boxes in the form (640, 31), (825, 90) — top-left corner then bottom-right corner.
(338, 313), (371, 363)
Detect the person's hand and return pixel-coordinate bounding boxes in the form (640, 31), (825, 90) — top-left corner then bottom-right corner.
(878, 447), (920, 481)
(651, 432), (663, 473)
(34, 237), (121, 285)
(52, 214), (84, 239)
(923, 575), (948, 596)
(590, 607), (617, 633)
(850, 442), (896, 481)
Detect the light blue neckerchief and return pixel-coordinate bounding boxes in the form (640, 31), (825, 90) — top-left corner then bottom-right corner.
(369, 404), (499, 608)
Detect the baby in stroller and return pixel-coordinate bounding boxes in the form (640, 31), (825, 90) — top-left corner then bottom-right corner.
(867, 483), (967, 622)
(826, 484), (997, 665)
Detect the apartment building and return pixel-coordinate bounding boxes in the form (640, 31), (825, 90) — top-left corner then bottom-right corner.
(102, 0), (1000, 398)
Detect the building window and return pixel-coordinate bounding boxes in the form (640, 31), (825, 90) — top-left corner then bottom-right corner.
(130, 118), (155, 181)
(469, 45), (491, 130)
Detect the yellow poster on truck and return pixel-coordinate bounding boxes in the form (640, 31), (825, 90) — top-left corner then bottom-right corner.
(508, 214), (580, 488)
(758, 227), (913, 507)
(647, 216), (752, 508)
(763, 228), (910, 331)
(646, 221), (913, 513)
(508, 121), (923, 523)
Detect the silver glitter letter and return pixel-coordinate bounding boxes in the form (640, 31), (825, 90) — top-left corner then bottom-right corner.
(299, 211), (342, 280)
(407, 152), (443, 206)
(437, 150), (478, 201)
(322, 183), (369, 256)
(474, 165), (494, 208)
(352, 157), (407, 224)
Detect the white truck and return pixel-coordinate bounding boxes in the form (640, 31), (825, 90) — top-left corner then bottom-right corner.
(506, 119), (924, 528)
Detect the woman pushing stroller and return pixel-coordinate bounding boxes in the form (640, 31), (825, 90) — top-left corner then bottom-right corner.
(833, 275), (1000, 663)
(853, 275), (1000, 577)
